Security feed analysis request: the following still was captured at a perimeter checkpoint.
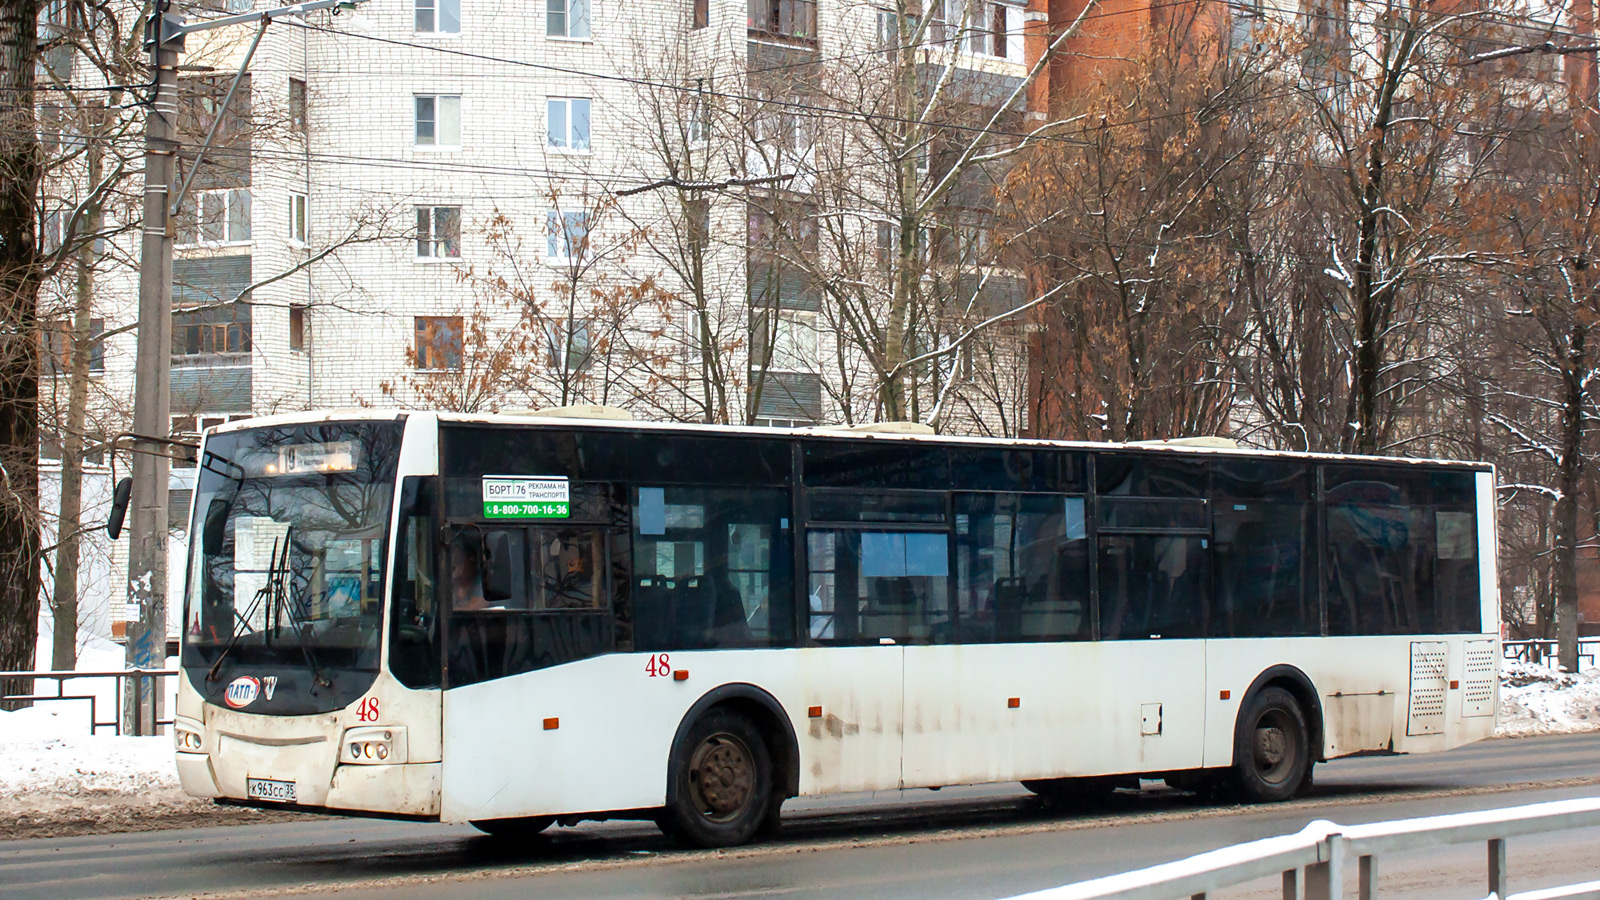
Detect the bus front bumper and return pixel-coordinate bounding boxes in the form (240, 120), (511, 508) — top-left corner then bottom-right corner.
(177, 752), (442, 818)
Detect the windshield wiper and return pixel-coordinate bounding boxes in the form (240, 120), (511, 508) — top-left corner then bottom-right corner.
(205, 537), (277, 684)
(264, 532), (333, 690)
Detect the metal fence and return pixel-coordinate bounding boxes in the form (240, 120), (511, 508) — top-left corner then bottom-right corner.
(0, 669), (178, 735)
(1502, 640), (1600, 668)
(1002, 797), (1600, 900)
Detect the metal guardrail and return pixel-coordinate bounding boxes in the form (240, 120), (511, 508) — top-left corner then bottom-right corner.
(1002, 797), (1600, 900)
(0, 669), (178, 735)
(1503, 640), (1599, 668)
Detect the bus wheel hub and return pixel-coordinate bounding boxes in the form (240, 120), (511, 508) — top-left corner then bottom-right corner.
(1256, 727), (1287, 767)
(691, 735), (754, 817)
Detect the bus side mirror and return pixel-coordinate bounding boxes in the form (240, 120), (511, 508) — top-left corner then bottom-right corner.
(481, 530), (513, 603)
(202, 498), (230, 556)
(106, 478), (133, 539)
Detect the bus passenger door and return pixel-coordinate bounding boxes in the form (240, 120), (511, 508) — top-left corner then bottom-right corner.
(904, 494), (1096, 787)
(802, 528), (908, 793)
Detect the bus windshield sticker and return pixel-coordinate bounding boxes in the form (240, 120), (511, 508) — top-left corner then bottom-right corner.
(482, 476), (570, 519)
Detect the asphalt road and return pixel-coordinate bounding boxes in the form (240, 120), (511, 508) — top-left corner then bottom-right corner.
(5, 732), (1600, 900)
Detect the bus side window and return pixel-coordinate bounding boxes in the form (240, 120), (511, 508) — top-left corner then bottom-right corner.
(806, 490), (952, 645)
(390, 476), (441, 689)
(529, 526), (605, 609)
(631, 486), (793, 650)
(806, 529), (951, 645)
(1324, 467), (1479, 636)
(447, 528), (528, 611)
(955, 493), (1090, 643)
(1212, 460), (1316, 638)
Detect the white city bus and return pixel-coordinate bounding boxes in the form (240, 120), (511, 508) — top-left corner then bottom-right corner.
(171, 409), (1500, 847)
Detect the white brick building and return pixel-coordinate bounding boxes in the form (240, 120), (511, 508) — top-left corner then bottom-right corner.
(40, 0), (1044, 645)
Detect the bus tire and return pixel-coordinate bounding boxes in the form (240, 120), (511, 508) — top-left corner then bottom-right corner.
(1230, 686), (1310, 803)
(659, 708), (774, 848)
(470, 816), (554, 839)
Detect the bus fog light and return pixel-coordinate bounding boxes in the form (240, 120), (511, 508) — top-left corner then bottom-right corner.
(174, 724), (204, 752)
(341, 726), (406, 766)
(346, 739), (393, 764)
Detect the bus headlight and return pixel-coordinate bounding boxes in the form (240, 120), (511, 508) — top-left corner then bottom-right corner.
(174, 719), (205, 753)
(341, 726), (406, 765)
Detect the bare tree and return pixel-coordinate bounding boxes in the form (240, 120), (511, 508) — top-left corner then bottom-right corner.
(1004, 6), (1283, 441)
(738, 0), (1101, 429)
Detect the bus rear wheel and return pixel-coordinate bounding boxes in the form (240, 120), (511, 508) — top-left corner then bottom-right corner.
(470, 816), (554, 839)
(659, 709), (774, 848)
(1229, 686), (1310, 803)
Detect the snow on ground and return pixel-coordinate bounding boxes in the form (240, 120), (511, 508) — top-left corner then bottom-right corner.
(0, 707), (180, 803)
(0, 638), (198, 837)
(1497, 660), (1600, 736)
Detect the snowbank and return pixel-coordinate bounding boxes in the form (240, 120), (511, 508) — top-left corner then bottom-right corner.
(0, 708), (180, 801)
(0, 642), (221, 839)
(1497, 660), (1600, 736)
(0, 706), (293, 840)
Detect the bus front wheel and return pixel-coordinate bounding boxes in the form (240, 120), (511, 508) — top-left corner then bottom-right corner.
(1230, 686), (1310, 803)
(659, 709), (775, 848)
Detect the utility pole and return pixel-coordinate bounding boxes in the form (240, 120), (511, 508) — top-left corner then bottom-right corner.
(123, 0), (367, 735)
(124, 0), (182, 736)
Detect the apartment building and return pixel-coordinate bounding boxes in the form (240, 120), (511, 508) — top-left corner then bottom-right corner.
(37, 0), (1055, 647)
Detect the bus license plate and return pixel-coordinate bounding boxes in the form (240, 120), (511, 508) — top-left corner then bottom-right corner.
(246, 778), (297, 803)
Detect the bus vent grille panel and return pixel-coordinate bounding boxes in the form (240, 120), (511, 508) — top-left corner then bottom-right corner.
(1460, 640), (1497, 718)
(1406, 641), (1449, 735)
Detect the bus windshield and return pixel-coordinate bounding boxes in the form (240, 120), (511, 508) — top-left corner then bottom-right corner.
(180, 420), (403, 714)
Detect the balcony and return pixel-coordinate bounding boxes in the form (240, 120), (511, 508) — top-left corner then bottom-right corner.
(748, 0), (816, 46)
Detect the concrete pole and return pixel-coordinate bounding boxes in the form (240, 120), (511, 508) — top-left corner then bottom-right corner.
(124, 6), (180, 736)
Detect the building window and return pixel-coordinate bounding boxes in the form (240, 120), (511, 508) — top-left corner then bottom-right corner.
(415, 315), (464, 370)
(415, 94), (462, 147)
(968, 1), (1011, 57)
(543, 318), (593, 370)
(177, 188), (251, 246)
(289, 192), (307, 243)
(876, 9), (918, 54)
(416, 205), (463, 259)
(174, 302), (252, 358)
(288, 78), (306, 132)
(928, 0), (955, 46)
(686, 91), (708, 145)
(41, 318), (105, 376)
(686, 196), (709, 256)
(750, 309), (818, 373)
(289, 304), (307, 351)
(748, 0), (816, 42)
(547, 97), (592, 152)
(171, 414), (251, 469)
(545, 210), (589, 260)
(955, 222), (991, 267)
(415, 0), (460, 32)
(41, 208), (63, 253)
(692, 0), (707, 28)
(547, 0), (590, 38)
